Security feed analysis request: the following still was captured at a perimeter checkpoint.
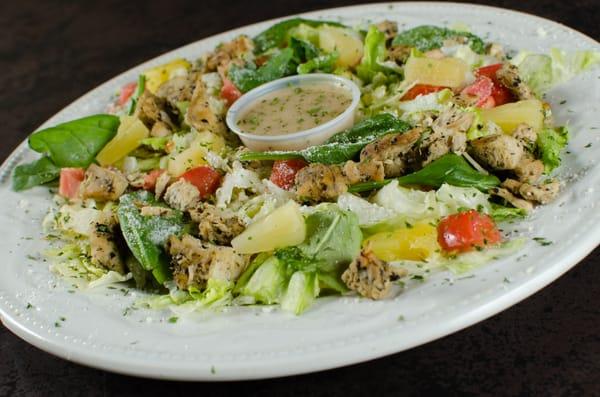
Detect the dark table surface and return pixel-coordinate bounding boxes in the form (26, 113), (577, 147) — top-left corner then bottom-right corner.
(1, 0), (599, 395)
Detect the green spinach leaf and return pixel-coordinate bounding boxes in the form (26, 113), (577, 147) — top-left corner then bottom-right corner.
(253, 17), (345, 54)
(239, 113), (412, 164)
(117, 190), (189, 284)
(228, 48), (296, 93)
(28, 114), (119, 167)
(349, 154), (500, 193)
(12, 156), (60, 191)
(392, 25), (486, 54)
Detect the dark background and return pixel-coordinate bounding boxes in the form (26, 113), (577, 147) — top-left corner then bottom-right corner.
(1, 0), (599, 395)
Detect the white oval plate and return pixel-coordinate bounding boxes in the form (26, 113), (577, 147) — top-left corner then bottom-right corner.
(1, 2), (599, 381)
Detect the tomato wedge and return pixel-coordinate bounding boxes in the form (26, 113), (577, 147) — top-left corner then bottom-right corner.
(117, 82), (137, 106)
(143, 169), (165, 191)
(58, 168), (85, 199)
(437, 210), (502, 253)
(475, 64), (514, 106)
(461, 76), (494, 108)
(402, 84), (447, 101)
(180, 166), (222, 198)
(220, 76), (242, 106)
(270, 159), (308, 190)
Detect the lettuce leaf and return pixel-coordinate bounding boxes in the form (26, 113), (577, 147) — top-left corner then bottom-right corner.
(536, 126), (569, 173)
(393, 25), (486, 54)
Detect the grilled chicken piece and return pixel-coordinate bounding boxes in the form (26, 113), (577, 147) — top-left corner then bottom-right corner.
(515, 155), (544, 183)
(512, 123), (537, 149)
(360, 128), (422, 177)
(150, 120), (172, 138)
(420, 108), (473, 165)
(156, 74), (196, 109)
(375, 20), (398, 41)
(163, 179), (200, 211)
(341, 246), (407, 300)
(203, 35), (254, 72)
(496, 63), (534, 100)
(295, 163), (349, 202)
(169, 234), (248, 290)
(135, 90), (173, 129)
(154, 171), (172, 200)
(519, 180), (560, 204)
(80, 164), (128, 201)
(189, 203), (245, 245)
(388, 44), (412, 64)
(491, 187), (534, 211)
(469, 134), (524, 170)
(89, 211), (125, 274)
(342, 160), (385, 184)
(186, 75), (226, 135)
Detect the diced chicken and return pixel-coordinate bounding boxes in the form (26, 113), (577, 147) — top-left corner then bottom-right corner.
(501, 178), (523, 193)
(150, 121), (172, 138)
(496, 63), (534, 100)
(203, 35), (254, 72)
(135, 90), (170, 128)
(419, 108), (473, 165)
(514, 156), (544, 183)
(169, 234), (249, 290)
(169, 234), (213, 289)
(185, 75), (226, 135)
(163, 179), (200, 211)
(512, 123), (537, 149)
(491, 187), (534, 211)
(388, 44), (412, 64)
(89, 211), (125, 274)
(375, 20), (398, 41)
(360, 128), (423, 177)
(342, 160), (385, 184)
(126, 172), (146, 189)
(519, 180), (560, 204)
(155, 74), (196, 109)
(469, 134), (524, 170)
(295, 163), (349, 202)
(341, 246), (406, 300)
(140, 206), (173, 217)
(189, 203), (245, 245)
(80, 164), (128, 201)
(154, 171), (172, 199)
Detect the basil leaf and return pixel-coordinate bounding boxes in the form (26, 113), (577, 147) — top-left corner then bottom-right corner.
(117, 191), (189, 284)
(28, 114), (119, 167)
(12, 156), (60, 191)
(393, 25), (486, 54)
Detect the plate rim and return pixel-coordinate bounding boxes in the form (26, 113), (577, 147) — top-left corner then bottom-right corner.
(1, 1), (600, 381)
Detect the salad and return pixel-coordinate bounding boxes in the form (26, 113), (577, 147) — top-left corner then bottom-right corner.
(12, 18), (600, 315)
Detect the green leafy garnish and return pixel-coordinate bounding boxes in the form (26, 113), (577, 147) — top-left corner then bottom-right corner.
(127, 74), (146, 115)
(12, 156), (60, 191)
(536, 126), (569, 173)
(228, 48), (296, 93)
(392, 25), (486, 54)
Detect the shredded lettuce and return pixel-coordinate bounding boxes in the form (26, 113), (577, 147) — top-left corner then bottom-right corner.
(537, 126), (569, 173)
(280, 271), (319, 315)
(514, 49), (600, 95)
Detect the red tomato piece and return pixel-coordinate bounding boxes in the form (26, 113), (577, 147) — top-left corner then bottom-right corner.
(461, 76), (494, 108)
(270, 159), (308, 190)
(220, 76), (242, 106)
(402, 84), (447, 101)
(437, 210), (502, 253)
(117, 82), (137, 106)
(143, 169), (165, 191)
(475, 64), (514, 106)
(58, 168), (85, 199)
(180, 166), (222, 198)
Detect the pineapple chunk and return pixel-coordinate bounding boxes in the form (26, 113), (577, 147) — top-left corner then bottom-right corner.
(364, 222), (440, 262)
(143, 58), (192, 93)
(167, 132), (225, 177)
(404, 56), (470, 88)
(231, 200), (306, 254)
(318, 26), (364, 67)
(480, 99), (544, 133)
(96, 116), (149, 166)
